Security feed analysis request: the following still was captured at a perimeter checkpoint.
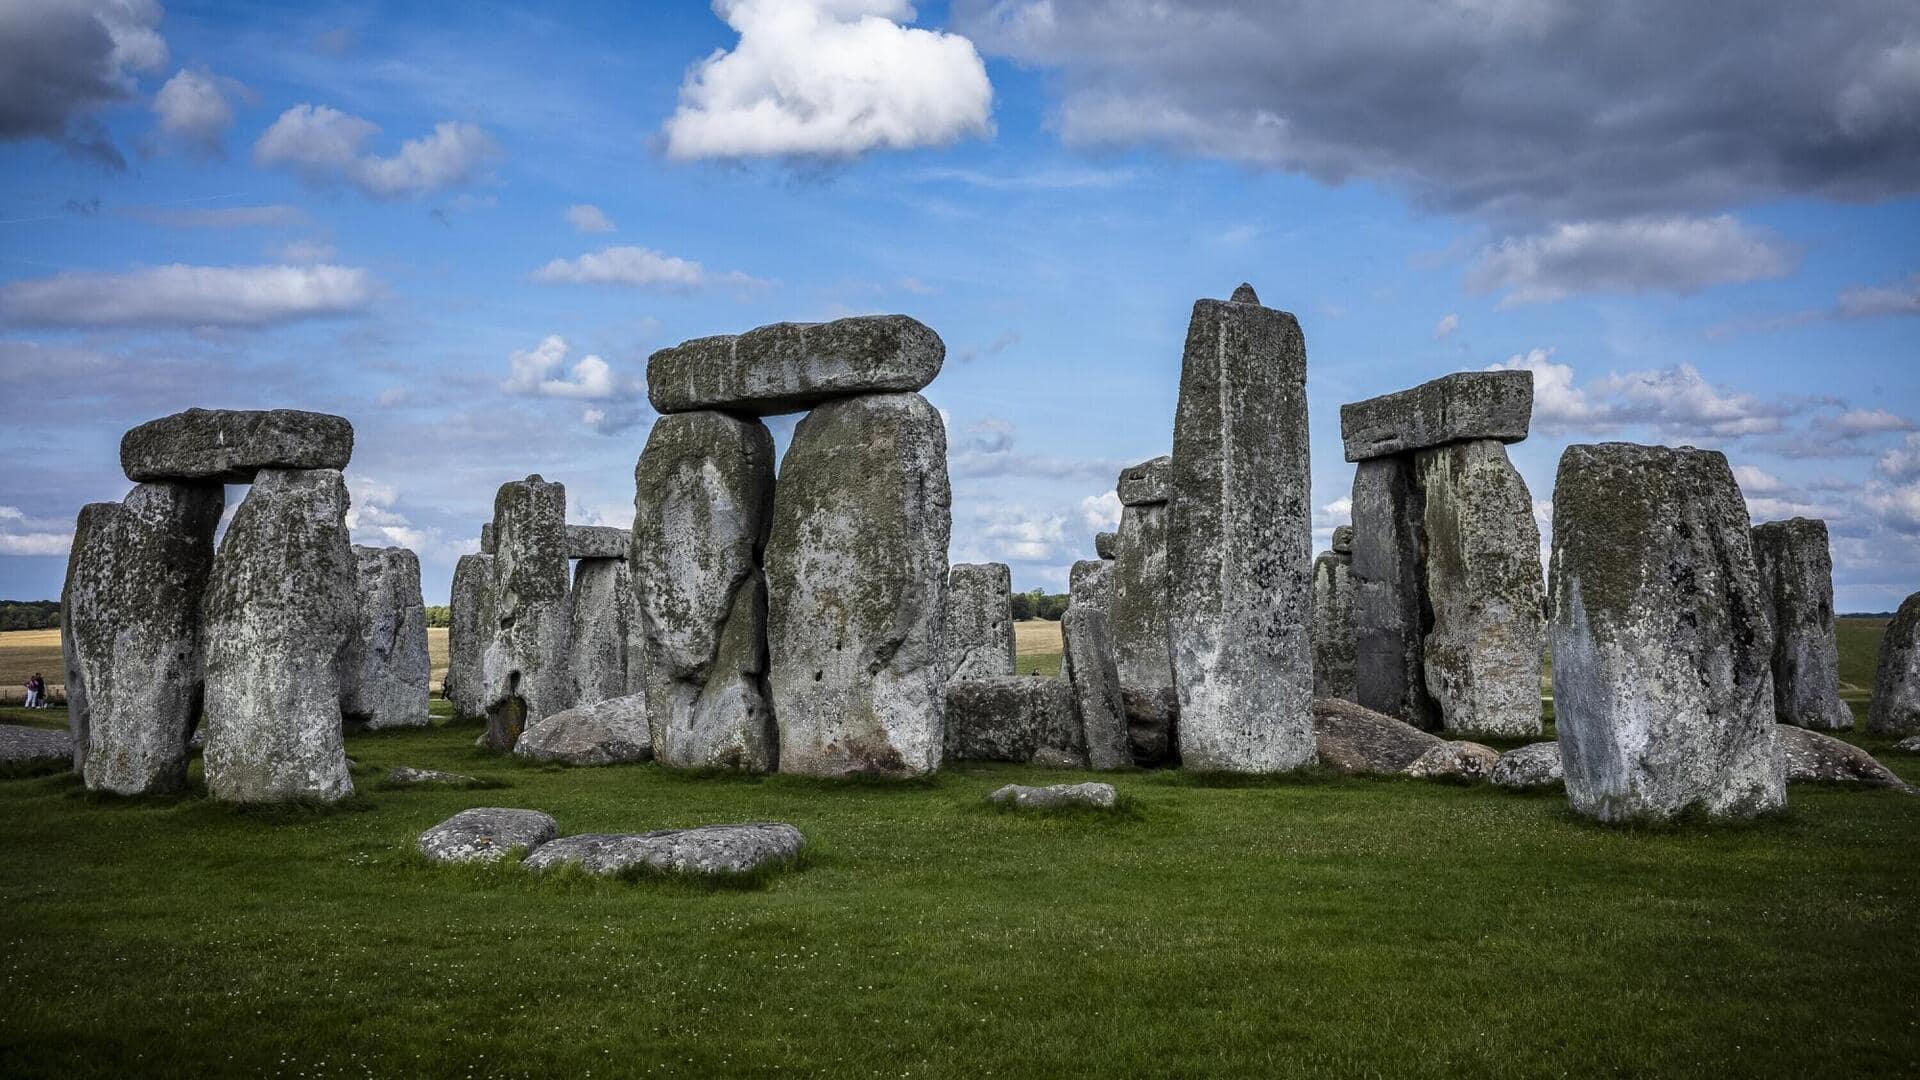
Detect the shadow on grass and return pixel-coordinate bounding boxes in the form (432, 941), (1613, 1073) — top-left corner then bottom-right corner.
(968, 794), (1148, 825)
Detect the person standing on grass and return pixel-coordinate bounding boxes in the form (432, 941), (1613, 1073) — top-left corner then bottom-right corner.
(22, 673), (41, 708)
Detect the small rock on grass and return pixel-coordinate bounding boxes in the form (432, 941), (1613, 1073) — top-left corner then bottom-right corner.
(987, 782), (1118, 810)
(418, 807), (557, 864)
(1775, 725), (1910, 790)
(387, 766), (484, 788)
(1402, 741), (1501, 781)
(1895, 735), (1920, 753)
(0, 724), (72, 773)
(1491, 741), (1563, 790)
(523, 823), (805, 877)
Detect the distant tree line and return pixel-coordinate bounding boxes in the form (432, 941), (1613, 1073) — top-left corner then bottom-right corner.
(1010, 589), (1069, 622)
(424, 606), (451, 628)
(0, 601), (60, 631)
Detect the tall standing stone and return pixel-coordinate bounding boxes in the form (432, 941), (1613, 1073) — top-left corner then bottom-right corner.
(201, 468), (357, 803)
(1868, 591), (1920, 735)
(61, 482), (222, 794)
(1110, 459), (1177, 764)
(482, 475), (573, 751)
(946, 563), (1016, 681)
(1549, 443), (1784, 822)
(631, 411), (778, 771)
(447, 553), (494, 719)
(1751, 518), (1852, 731)
(1350, 457), (1439, 728)
(567, 559), (632, 708)
(1416, 439), (1545, 737)
(1061, 595), (1132, 770)
(1311, 545), (1356, 702)
(766, 393), (950, 778)
(342, 545), (431, 730)
(1168, 285), (1315, 772)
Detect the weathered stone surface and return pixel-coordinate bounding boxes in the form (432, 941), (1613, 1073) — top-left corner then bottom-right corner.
(479, 523), (494, 554)
(988, 782), (1118, 810)
(1117, 455), (1172, 506)
(418, 808), (558, 864)
(120, 408), (353, 483)
(767, 393), (950, 778)
(447, 554), (494, 720)
(566, 559), (631, 707)
(1310, 697), (1442, 775)
(946, 563), (1016, 681)
(482, 476), (574, 752)
(632, 411), (777, 771)
(523, 823), (806, 877)
(512, 692), (653, 766)
(1417, 439), (1545, 738)
(1094, 531), (1118, 560)
(1751, 519), (1852, 731)
(945, 676), (1080, 764)
(386, 766), (484, 788)
(649, 315), (943, 416)
(0, 724), (72, 773)
(1331, 525), (1354, 554)
(1311, 549), (1356, 701)
(1351, 457), (1440, 728)
(1111, 501), (1176, 764)
(201, 469), (356, 803)
(1169, 288), (1315, 772)
(1550, 443), (1785, 822)
(1061, 601), (1133, 770)
(566, 525), (630, 560)
(1898, 735), (1920, 753)
(1069, 559), (1112, 613)
(1774, 724), (1908, 789)
(1869, 591), (1920, 735)
(1492, 741), (1564, 790)
(61, 481), (221, 793)
(1403, 740), (1501, 781)
(343, 546), (430, 730)
(1339, 370), (1533, 463)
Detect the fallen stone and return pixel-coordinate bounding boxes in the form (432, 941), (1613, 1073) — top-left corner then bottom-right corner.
(523, 823), (805, 877)
(61, 481), (221, 793)
(386, 766), (484, 788)
(648, 315), (943, 416)
(766, 393), (949, 778)
(1550, 443), (1785, 822)
(566, 525), (630, 561)
(1351, 457), (1439, 728)
(1869, 591), (1920, 735)
(120, 407), (353, 483)
(446, 554), (495, 720)
(1310, 698), (1443, 775)
(418, 807), (558, 864)
(1751, 518), (1852, 731)
(482, 476), (574, 752)
(945, 676), (1081, 764)
(0, 724), (72, 773)
(1111, 499), (1176, 764)
(946, 563), (1017, 681)
(1339, 370), (1533, 463)
(1774, 724), (1909, 789)
(201, 469), (356, 804)
(632, 411), (778, 771)
(1491, 742), (1564, 790)
(988, 782), (1118, 810)
(1898, 735), (1920, 753)
(512, 693), (653, 766)
(566, 558), (631, 707)
(1117, 455), (1172, 506)
(1061, 601), (1133, 770)
(1094, 531), (1118, 560)
(343, 546), (431, 730)
(1403, 740), (1502, 781)
(1311, 548), (1356, 701)
(1169, 286), (1315, 772)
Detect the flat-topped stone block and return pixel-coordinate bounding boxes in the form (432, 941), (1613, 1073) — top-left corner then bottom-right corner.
(988, 782), (1118, 810)
(120, 408), (353, 483)
(945, 676), (1080, 764)
(566, 525), (630, 560)
(1117, 456), (1171, 506)
(522, 823), (805, 877)
(418, 807), (558, 864)
(1339, 371), (1532, 463)
(648, 315), (943, 416)
(0, 724), (73, 773)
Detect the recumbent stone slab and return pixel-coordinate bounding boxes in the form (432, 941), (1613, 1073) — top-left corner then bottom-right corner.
(1751, 518), (1852, 731)
(343, 546), (431, 730)
(946, 563), (1016, 681)
(1338, 370), (1533, 463)
(386, 766), (484, 788)
(523, 823), (805, 877)
(0, 724), (74, 773)
(1773, 725), (1908, 790)
(988, 783), (1118, 810)
(446, 554), (494, 720)
(482, 476), (574, 752)
(1491, 741), (1564, 790)
(944, 676), (1080, 765)
(120, 407), (353, 483)
(513, 692), (653, 766)
(649, 315), (943, 417)
(418, 807), (559, 864)
(1868, 591), (1920, 735)
(1116, 455), (1171, 506)
(1310, 698), (1443, 775)
(566, 558), (632, 708)
(566, 525), (630, 561)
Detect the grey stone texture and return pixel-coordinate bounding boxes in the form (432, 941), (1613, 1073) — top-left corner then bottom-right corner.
(385, 766), (484, 788)
(120, 407), (353, 483)
(1403, 740), (1501, 781)
(1491, 741), (1564, 790)
(446, 554), (494, 720)
(201, 468), (356, 804)
(512, 692), (654, 766)
(1416, 439), (1545, 738)
(1774, 724), (1908, 790)
(61, 481), (221, 794)
(944, 676), (1080, 764)
(1868, 591), (1920, 734)
(567, 525), (630, 560)
(1310, 697), (1442, 775)
(1331, 525), (1354, 554)
(988, 782), (1119, 810)
(648, 315), (943, 417)
(481, 476), (574, 752)
(1061, 600), (1133, 770)
(0, 724), (73, 773)
(1168, 287), (1315, 772)
(1751, 518), (1852, 731)
(631, 411), (778, 771)
(946, 563), (1016, 681)
(1899, 735), (1920, 753)
(1094, 531), (1118, 560)
(523, 823), (806, 877)
(342, 546), (431, 730)
(1069, 559), (1112, 613)
(766, 393), (950, 778)
(479, 523), (495, 554)
(566, 558), (632, 708)
(1350, 457), (1440, 728)
(1338, 370), (1533, 463)
(418, 808), (558, 864)
(1549, 443), (1786, 822)
(1311, 548), (1355, 701)
(1111, 500), (1176, 764)
(1117, 455), (1172, 506)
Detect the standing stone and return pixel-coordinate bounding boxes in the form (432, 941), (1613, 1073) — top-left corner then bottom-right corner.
(766, 393), (950, 778)
(342, 546), (430, 730)
(1061, 597), (1132, 770)
(482, 476), (574, 752)
(479, 523), (495, 555)
(1094, 531), (1118, 560)
(632, 411), (778, 771)
(61, 482), (222, 794)
(1311, 547), (1356, 702)
(447, 554), (494, 719)
(944, 676), (1080, 764)
(1868, 591), (1920, 735)
(566, 559), (632, 708)
(1339, 371), (1533, 462)
(120, 407), (354, 482)
(1069, 558), (1112, 614)
(946, 563), (1016, 681)
(1350, 457), (1439, 728)
(1168, 285), (1315, 772)
(1111, 473), (1176, 764)
(1416, 439), (1545, 737)
(648, 315), (944, 416)
(1751, 518), (1852, 731)
(201, 468), (356, 803)
(1549, 443), (1785, 822)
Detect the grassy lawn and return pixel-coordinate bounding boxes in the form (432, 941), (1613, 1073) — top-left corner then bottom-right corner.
(1015, 617), (1062, 676)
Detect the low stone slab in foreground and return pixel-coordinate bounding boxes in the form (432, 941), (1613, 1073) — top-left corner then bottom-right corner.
(386, 766), (485, 788)
(987, 782), (1118, 811)
(0, 724), (72, 773)
(523, 823), (805, 877)
(648, 315), (943, 416)
(1339, 370), (1533, 462)
(1775, 725), (1910, 790)
(513, 693), (653, 767)
(418, 807), (558, 864)
(121, 407), (353, 482)
(1491, 742), (1564, 790)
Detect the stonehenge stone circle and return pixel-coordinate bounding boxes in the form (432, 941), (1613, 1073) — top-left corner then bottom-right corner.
(201, 468), (357, 804)
(631, 411), (778, 771)
(988, 782), (1119, 810)
(1094, 531), (1118, 560)
(1403, 740), (1502, 782)
(120, 407), (353, 483)
(648, 315), (943, 416)
(447, 553), (495, 719)
(566, 558), (632, 708)
(1110, 465), (1177, 764)
(418, 807), (558, 865)
(946, 562), (1017, 681)
(60, 482), (222, 794)
(1868, 591), (1920, 735)
(566, 525), (630, 560)
(1169, 284), (1315, 772)
(1311, 545), (1355, 702)
(513, 692), (653, 766)
(481, 475), (574, 752)
(342, 545), (430, 730)
(1061, 598), (1133, 770)
(944, 676), (1080, 764)
(1339, 371), (1533, 462)
(523, 823), (805, 877)
(1751, 518), (1852, 731)
(1549, 443), (1785, 822)
(1349, 457), (1438, 728)
(766, 392), (950, 778)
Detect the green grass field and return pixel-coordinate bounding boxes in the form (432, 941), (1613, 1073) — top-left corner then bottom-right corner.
(3, 620), (1916, 1076)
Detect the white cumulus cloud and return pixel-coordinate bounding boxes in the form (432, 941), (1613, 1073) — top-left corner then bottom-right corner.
(532, 245), (762, 289)
(565, 204), (615, 233)
(0, 506), (73, 557)
(503, 336), (649, 432)
(1432, 312), (1459, 340)
(1467, 215), (1795, 305)
(0, 263), (376, 327)
(151, 67), (248, 157)
(253, 104), (498, 199)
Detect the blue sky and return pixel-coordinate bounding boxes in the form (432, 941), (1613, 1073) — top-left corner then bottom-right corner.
(3, 0), (1918, 611)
